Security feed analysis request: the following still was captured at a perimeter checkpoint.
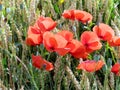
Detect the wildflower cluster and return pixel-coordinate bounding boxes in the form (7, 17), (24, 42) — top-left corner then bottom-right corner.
(26, 9), (120, 75)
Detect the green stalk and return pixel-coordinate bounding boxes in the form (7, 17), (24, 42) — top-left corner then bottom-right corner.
(29, 68), (39, 90)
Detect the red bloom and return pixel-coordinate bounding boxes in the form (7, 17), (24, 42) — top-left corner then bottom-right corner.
(80, 31), (102, 53)
(76, 60), (104, 72)
(111, 63), (120, 76)
(26, 25), (43, 46)
(62, 10), (84, 20)
(43, 31), (69, 56)
(108, 36), (120, 46)
(75, 11), (93, 24)
(62, 10), (92, 24)
(57, 30), (73, 41)
(26, 34), (42, 46)
(35, 16), (57, 33)
(27, 26), (41, 35)
(32, 54), (54, 71)
(62, 9), (74, 19)
(93, 23), (115, 41)
(66, 39), (87, 58)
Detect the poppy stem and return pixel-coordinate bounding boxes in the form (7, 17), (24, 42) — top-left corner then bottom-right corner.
(107, 43), (116, 63)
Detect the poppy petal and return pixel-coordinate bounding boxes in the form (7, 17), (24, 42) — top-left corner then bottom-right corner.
(76, 60), (104, 72)
(87, 42), (102, 52)
(55, 48), (70, 56)
(67, 39), (87, 58)
(108, 36), (120, 46)
(27, 26), (41, 35)
(111, 63), (120, 76)
(76, 11), (93, 24)
(62, 10), (75, 20)
(74, 10), (85, 20)
(37, 17), (57, 32)
(54, 34), (68, 48)
(32, 54), (54, 71)
(62, 10), (72, 19)
(43, 32), (68, 53)
(80, 31), (102, 53)
(43, 32), (57, 51)
(62, 9), (93, 23)
(93, 23), (115, 41)
(57, 30), (73, 41)
(26, 34), (42, 46)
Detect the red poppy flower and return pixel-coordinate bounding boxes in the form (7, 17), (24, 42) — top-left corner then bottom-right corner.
(32, 54), (54, 71)
(66, 39), (87, 58)
(62, 10), (92, 24)
(57, 30), (73, 41)
(26, 34), (42, 46)
(43, 32), (57, 51)
(111, 63), (120, 76)
(75, 11), (93, 24)
(108, 36), (120, 46)
(80, 31), (102, 53)
(62, 10), (84, 20)
(55, 48), (71, 56)
(62, 10), (75, 20)
(43, 31), (69, 56)
(93, 23), (115, 41)
(26, 25), (43, 46)
(27, 26), (41, 35)
(76, 60), (104, 72)
(35, 16), (57, 33)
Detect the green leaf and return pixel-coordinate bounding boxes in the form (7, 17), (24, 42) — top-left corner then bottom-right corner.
(54, 4), (60, 14)
(2, 58), (7, 67)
